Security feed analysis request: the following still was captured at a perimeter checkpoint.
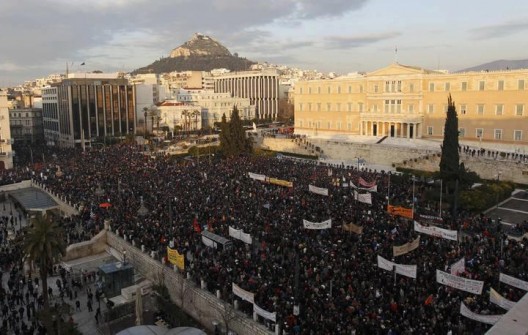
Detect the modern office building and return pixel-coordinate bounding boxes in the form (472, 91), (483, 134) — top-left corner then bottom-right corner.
(294, 63), (528, 146)
(42, 73), (136, 148)
(0, 91), (13, 169)
(9, 108), (44, 144)
(213, 69), (279, 120)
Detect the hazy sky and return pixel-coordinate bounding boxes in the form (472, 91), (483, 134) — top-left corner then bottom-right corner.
(1, 0), (527, 85)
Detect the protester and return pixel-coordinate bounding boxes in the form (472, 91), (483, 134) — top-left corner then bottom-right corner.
(3, 143), (525, 334)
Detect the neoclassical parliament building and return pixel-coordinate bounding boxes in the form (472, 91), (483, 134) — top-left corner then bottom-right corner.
(293, 63), (528, 146)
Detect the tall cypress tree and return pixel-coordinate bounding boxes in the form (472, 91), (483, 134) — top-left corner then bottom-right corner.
(219, 106), (253, 156)
(439, 94), (460, 183)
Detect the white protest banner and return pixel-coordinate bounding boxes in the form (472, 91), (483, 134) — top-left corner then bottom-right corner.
(229, 226), (241, 239)
(436, 270), (484, 295)
(450, 257), (465, 276)
(229, 226), (253, 244)
(377, 255), (394, 271)
(499, 273), (528, 291)
(309, 185), (329, 196)
(350, 182), (358, 189)
(248, 172), (266, 181)
(342, 222), (363, 234)
(240, 231), (252, 244)
(232, 283), (254, 303)
(354, 190), (372, 205)
(393, 237), (420, 257)
(254, 304), (276, 322)
(506, 232), (528, 242)
(202, 236), (215, 248)
(303, 219), (332, 230)
(377, 255), (417, 279)
(460, 302), (502, 325)
(414, 221), (458, 241)
(490, 288), (516, 311)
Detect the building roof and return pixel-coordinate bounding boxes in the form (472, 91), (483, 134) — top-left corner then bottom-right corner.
(116, 326), (206, 335)
(8, 187), (59, 212)
(98, 261), (134, 274)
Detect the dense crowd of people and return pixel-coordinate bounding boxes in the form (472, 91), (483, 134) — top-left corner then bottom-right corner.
(2, 143), (528, 334)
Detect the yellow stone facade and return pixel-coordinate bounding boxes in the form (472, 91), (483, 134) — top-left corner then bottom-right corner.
(294, 63), (528, 145)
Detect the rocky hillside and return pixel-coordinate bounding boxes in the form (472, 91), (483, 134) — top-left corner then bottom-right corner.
(133, 33), (256, 74)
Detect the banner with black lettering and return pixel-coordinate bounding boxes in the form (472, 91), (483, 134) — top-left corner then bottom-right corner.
(229, 226), (253, 244)
(450, 257), (465, 276)
(377, 255), (417, 279)
(387, 205), (414, 219)
(232, 283), (254, 303)
(354, 190), (372, 205)
(490, 288), (516, 310)
(499, 273), (528, 291)
(436, 270), (484, 295)
(460, 302), (502, 325)
(393, 236), (420, 257)
(416, 213), (444, 225)
(342, 222), (363, 234)
(248, 172), (266, 181)
(303, 219), (332, 230)
(166, 247), (185, 270)
(309, 185), (329, 196)
(414, 221), (458, 241)
(254, 304), (276, 322)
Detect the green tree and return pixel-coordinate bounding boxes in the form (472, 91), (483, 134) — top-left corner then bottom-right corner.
(439, 94), (460, 183)
(24, 215), (67, 324)
(219, 106), (253, 156)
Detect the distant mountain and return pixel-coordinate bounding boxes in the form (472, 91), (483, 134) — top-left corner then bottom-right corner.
(133, 33), (256, 74)
(458, 59), (528, 72)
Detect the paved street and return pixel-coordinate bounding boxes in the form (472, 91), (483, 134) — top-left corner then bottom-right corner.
(485, 189), (528, 231)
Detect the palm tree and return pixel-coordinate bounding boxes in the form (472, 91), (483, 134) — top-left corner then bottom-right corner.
(24, 215), (66, 312)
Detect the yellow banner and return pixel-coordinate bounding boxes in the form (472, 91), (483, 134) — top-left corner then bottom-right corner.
(387, 205), (414, 219)
(342, 222), (363, 234)
(167, 247), (185, 270)
(268, 177), (293, 188)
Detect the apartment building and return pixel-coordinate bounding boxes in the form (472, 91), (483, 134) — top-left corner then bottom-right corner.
(0, 91), (13, 169)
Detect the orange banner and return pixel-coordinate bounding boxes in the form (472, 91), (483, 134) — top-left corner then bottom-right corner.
(387, 205), (414, 219)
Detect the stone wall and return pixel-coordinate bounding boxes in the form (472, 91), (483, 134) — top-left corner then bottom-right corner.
(261, 137), (318, 157)
(262, 138), (528, 183)
(30, 180), (80, 216)
(0, 180), (32, 192)
(262, 138), (434, 166)
(399, 154), (528, 184)
(105, 232), (272, 335)
(63, 228), (108, 262)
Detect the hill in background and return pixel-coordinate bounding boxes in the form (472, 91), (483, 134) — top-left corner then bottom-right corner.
(458, 59), (528, 72)
(133, 33), (256, 74)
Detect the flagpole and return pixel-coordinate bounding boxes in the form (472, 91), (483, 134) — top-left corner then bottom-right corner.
(387, 172), (391, 206)
(439, 179), (443, 217)
(412, 177), (415, 218)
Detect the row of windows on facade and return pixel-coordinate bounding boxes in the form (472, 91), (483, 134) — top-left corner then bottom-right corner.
(426, 127), (524, 141)
(296, 120), (524, 141)
(10, 120), (35, 126)
(9, 112), (41, 118)
(297, 102), (526, 116)
(298, 79), (527, 94)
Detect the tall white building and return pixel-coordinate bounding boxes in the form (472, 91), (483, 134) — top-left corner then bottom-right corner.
(0, 91), (13, 169)
(213, 69), (279, 120)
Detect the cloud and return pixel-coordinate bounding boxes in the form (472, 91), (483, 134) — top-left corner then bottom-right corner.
(470, 20), (528, 39)
(294, 0), (368, 19)
(324, 32), (401, 49)
(0, 0), (373, 83)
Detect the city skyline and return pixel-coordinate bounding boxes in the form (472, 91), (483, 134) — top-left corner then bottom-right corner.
(1, 0), (528, 86)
